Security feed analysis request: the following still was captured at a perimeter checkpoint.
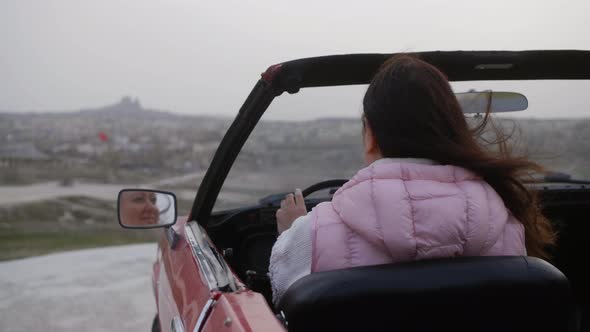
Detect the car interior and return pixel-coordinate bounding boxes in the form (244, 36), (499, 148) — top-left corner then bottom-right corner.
(206, 183), (589, 331)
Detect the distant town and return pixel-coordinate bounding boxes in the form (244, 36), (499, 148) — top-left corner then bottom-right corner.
(1, 97), (589, 188)
(0, 97), (230, 185)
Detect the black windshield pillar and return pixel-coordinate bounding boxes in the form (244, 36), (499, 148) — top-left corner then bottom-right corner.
(189, 78), (279, 225)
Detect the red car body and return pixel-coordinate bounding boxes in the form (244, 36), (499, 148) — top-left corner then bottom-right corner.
(152, 217), (284, 331)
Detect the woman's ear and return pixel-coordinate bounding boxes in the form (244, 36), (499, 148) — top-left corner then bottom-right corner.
(363, 120), (381, 163)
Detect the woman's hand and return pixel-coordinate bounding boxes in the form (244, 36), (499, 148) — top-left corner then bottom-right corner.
(276, 188), (307, 234)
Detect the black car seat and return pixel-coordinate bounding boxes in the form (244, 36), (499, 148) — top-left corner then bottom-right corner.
(276, 256), (578, 332)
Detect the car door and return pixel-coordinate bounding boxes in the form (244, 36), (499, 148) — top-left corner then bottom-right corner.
(156, 217), (213, 332)
(156, 217), (284, 331)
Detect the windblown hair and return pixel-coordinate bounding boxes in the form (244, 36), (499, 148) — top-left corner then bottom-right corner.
(362, 55), (555, 258)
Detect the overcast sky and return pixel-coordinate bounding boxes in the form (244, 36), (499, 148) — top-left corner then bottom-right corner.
(1, 0), (589, 120)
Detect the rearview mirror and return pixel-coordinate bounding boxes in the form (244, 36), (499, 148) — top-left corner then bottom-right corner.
(117, 189), (177, 229)
(456, 91), (528, 114)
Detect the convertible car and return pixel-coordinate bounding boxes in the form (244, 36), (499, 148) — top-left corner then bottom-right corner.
(118, 50), (590, 332)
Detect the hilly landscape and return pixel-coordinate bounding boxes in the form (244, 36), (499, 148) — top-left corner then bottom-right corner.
(1, 97), (589, 260)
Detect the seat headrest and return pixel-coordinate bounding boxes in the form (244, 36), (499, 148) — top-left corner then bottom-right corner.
(277, 256), (577, 332)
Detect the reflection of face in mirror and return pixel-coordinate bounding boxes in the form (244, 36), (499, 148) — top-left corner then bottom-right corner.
(120, 191), (159, 226)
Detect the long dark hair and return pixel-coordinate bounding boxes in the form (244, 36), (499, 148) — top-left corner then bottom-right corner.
(362, 55), (555, 258)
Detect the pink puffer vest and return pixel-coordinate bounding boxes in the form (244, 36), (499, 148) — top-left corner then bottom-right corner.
(310, 159), (526, 273)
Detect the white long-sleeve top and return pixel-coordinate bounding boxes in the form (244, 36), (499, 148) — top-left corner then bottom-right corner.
(268, 213), (312, 305)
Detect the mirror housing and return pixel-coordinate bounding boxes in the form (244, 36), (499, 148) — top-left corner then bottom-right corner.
(117, 189), (177, 229)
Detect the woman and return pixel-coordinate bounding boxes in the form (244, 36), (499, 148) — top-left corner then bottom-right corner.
(268, 55), (555, 304)
(119, 190), (159, 226)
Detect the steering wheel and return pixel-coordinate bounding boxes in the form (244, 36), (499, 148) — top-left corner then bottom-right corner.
(258, 179), (348, 206)
(301, 179), (348, 198)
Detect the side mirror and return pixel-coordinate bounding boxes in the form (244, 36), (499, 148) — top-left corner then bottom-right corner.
(117, 189), (177, 229)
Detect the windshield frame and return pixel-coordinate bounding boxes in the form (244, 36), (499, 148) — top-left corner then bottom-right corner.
(189, 50), (590, 228)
